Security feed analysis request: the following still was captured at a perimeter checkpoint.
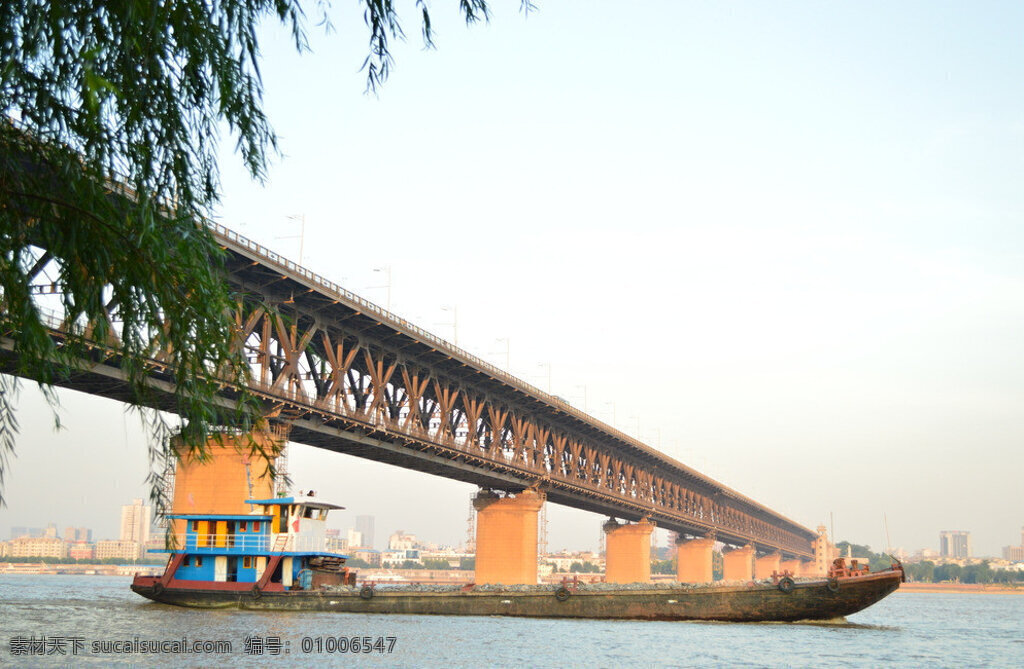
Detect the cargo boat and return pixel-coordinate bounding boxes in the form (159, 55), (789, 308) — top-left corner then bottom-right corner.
(131, 495), (903, 622)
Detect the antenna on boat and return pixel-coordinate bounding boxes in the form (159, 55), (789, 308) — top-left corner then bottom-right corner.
(884, 513), (892, 555)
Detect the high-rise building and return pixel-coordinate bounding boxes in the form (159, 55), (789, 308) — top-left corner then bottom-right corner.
(1002, 526), (1024, 562)
(1003, 545), (1024, 562)
(939, 530), (971, 559)
(356, 515), (375, 550)
(10, 526), (32, 539)
(120, 499), (151, 544)
(64, 526), (92, 543)
(388, 530), (418, 551)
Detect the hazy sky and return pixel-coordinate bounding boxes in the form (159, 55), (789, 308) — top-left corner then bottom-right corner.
(3, 2), (1023, 557)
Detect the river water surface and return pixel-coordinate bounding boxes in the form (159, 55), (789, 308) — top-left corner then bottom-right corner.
(1, 575), (1022, 667)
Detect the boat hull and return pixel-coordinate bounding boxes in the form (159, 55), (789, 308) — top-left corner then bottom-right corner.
(131, 570), (901, 622)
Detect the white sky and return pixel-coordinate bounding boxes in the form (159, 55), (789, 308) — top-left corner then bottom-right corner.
(3, 1), (1024, 557)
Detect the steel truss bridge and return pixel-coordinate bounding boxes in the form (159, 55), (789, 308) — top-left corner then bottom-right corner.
(2, 223), (817, 559)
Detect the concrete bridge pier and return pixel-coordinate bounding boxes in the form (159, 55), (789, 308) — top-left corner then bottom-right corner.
(676, 536), (716, 584)
(780, 558), (802, 577)
(603, 518), (656, 583)
(169, 430), (283, 540)
(800, 560), (823, 578)
(171, 431), (282, 515)
(754, 552), (782, 579)
(722, 545), (755, 582)
(472, 489), (545, 585)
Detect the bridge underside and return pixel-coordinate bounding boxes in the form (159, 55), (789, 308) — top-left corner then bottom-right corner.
(0, 346), (812, 559)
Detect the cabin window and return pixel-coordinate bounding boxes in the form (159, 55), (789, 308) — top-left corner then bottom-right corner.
(239, 522), (247, 533)
(251, 522), (261, 532)
(194, 556), (203, 568)
(243, 556), (253, 569)
(190, 520), (199, 532)
(183, 555), (191, 566)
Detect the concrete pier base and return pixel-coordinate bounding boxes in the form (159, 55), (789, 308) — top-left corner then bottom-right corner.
(800, 560), (823, 578)
(755, 552), (782, 580)
(780, 559), (802, 577)
(722, 545), (755, 582)
(171, 432), (282, 515)
(676, 537), (716, 584)
(473, 489), (544, 585)
(170, 431), (283, 539)
(604, 519), (656, 584)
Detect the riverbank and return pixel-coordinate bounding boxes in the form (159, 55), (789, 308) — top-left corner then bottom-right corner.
(899, 582), (1024, 595)
(0, 562), (162, 576)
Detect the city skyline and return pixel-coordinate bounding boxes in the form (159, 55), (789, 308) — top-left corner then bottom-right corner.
(4, 482), (1022, 561)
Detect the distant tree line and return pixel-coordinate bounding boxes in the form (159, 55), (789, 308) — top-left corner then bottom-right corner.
(0, 556), (158, 565)
(904, 561), (1024, 584)
(652, 559), (675, 575)
(345, 558), (371, 569)
(834, 541), (1024, 584)
(546, 561), (601, 574)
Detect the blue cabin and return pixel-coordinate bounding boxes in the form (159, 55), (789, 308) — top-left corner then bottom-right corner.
(152, 493), (354, 592)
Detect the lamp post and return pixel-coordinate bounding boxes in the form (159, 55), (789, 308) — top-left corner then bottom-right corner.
(371, 266), (392, 310)
(603, 401), (617, 428)
(493, 337), (511, 370)
(440, 305), (458, 345)
(628, 415), (640, 438)
(575, 384), (588, 412)
(537, 362), (552, 394)
(281, 213), (306, 265)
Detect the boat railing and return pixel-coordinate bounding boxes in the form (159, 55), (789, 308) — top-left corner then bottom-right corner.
(159, 533), (343, 554)
(172, 534), (270, 552)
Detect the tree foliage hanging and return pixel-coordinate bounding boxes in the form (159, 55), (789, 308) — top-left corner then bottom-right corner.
(0, 0), (532, 507)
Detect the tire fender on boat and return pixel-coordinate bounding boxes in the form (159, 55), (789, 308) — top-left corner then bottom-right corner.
(359, 585), (375, 600)
(554, 586), (571, 602)
(777, 576), (796, 594)
(251, 584), (262, 599)
(826, 577), (841, 593)
(152, 582), (165, 596)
